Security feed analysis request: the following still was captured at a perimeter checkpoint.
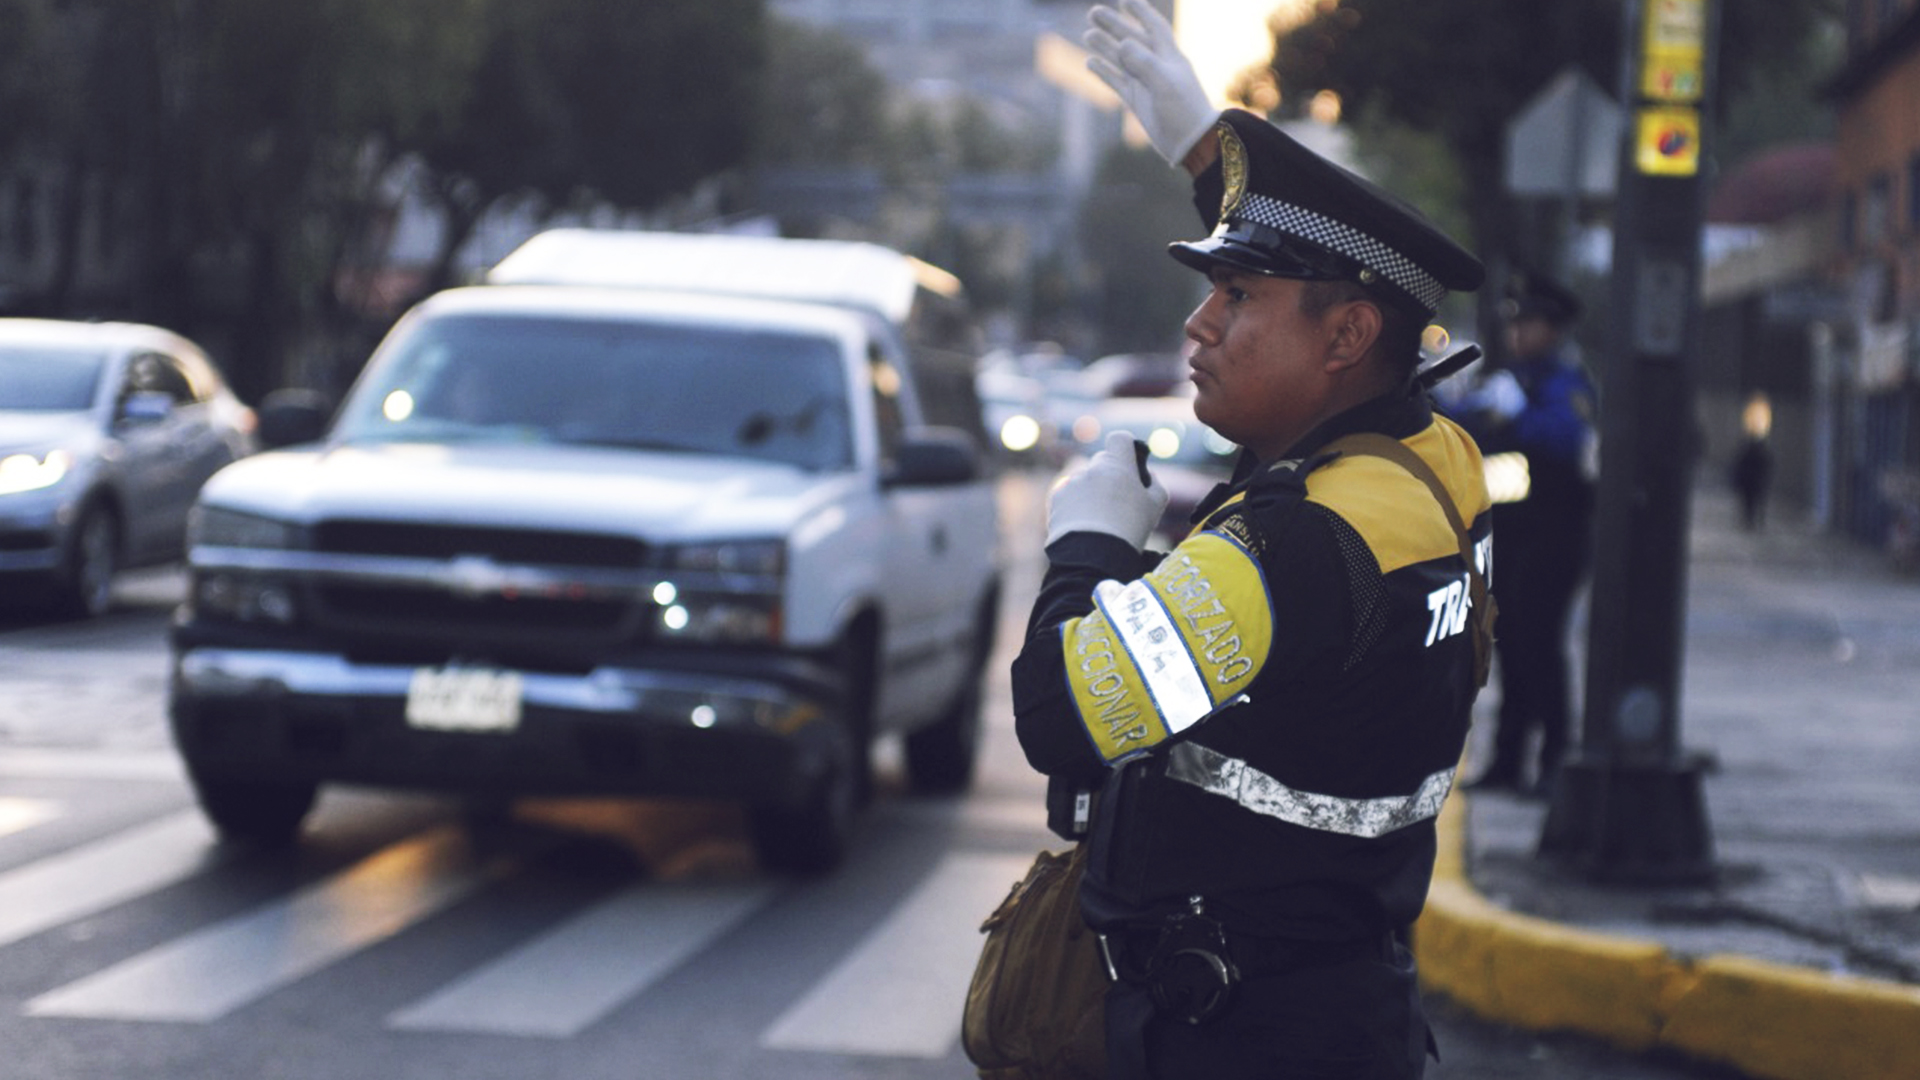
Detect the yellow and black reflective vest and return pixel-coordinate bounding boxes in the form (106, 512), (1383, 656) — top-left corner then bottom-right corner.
(1012, 391), (1492, 942)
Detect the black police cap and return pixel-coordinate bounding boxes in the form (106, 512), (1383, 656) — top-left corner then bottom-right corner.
(1505, 269), (1583, 326)
(1169, 110), (1484, 320)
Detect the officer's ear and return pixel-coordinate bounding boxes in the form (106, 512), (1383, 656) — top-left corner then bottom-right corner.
(1324, 299), (1383, 373)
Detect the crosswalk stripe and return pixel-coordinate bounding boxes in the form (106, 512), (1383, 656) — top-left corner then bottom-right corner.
(27, 827), (491, 1022)
(0, 797), (58, 839)
(388, 881), (777, 1037)
(0, 810), (223, 949)
(0, 748), (183, 781)
(760, 851), (1031, 1058)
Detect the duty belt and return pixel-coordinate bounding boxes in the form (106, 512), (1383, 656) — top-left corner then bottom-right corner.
(1096, 902), (1398, 1025)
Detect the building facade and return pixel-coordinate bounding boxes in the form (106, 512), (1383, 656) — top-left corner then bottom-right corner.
(1826, 0), (1920, 556)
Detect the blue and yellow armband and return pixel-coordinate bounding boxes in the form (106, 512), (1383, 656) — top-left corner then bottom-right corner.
(1059, 531), (1273, 763)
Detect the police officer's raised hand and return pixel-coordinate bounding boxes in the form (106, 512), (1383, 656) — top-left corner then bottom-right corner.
(1047, 430), (1170, 549)
(1084, 0), (1216, 167)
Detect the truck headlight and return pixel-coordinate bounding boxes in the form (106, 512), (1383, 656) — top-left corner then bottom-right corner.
(189, 506), (298, 549)
(653, 539), (784, 644)
(663, 539), (785, 576)
(186, 507), (301, 624)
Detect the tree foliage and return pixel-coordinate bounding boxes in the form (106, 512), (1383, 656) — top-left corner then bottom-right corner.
(1271, 0), (1842, 312)
(3, 0), (767, 396)
(1076, 145), (1204, 356)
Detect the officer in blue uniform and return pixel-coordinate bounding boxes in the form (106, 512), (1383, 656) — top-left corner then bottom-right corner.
(1454, 271), (1597, 796)
(1009, 5), (1492, 1076)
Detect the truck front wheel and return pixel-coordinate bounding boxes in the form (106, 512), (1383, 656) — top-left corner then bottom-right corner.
(186, 769), (317, 846)
(750, 751), (856, 875)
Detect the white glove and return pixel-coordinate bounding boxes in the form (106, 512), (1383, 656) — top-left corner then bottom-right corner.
(1084, 0), (1217, 166)
(1472, 370), (1528, 423)
(1047, 430), (1170, 548)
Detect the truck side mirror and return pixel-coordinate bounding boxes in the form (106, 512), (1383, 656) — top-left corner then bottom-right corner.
(256, 388), (334, 448)
(886, 427), (981, 486)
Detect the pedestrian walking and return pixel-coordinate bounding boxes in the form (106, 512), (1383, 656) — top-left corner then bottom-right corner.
(1008, 3), (1491, 1075)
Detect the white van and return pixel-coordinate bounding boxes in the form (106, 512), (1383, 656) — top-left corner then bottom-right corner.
(487, 229), (990, 445)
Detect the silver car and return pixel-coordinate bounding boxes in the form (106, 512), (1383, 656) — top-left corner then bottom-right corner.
(0, 318), (256, 617)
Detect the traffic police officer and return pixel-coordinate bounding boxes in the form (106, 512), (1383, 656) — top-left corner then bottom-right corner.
(1010, 4), (1492, 1076)
(1455, 270), (1598, 796)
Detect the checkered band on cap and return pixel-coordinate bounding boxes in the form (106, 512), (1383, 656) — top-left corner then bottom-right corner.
(1230, 192), (1448, 314)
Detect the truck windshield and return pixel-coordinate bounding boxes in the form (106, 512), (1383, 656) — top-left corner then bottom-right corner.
(333, 313), (855, 471)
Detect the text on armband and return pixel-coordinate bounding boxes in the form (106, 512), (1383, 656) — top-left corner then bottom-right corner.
(1074, 627), (1153, 749)
(1151, 553), (1255, 684)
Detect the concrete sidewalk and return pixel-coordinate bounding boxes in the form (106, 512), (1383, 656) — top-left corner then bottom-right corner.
(1415, 481), (1920, 1080)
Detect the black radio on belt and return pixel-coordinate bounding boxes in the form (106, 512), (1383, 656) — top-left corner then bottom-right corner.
(1146, 901), (1240, 1025)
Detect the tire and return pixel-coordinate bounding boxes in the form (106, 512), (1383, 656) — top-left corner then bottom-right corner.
(904, 676), (982, 795)
(750, 752), (857, 875)
(187, 769), (318, 846)
(55, 505), (119, 619)
(751, 624), (874, 873)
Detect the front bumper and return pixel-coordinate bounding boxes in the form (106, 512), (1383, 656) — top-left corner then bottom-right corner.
(0, 497), (65, 574)
(168, 646), (846, 807)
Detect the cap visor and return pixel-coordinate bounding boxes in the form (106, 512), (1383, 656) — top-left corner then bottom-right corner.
(1168, 236), (1332, 280)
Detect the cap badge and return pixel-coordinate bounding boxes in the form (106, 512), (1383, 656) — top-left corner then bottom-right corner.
(1218, 120), (1248, 219)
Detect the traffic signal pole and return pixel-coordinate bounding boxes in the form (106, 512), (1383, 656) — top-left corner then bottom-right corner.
(1536, 0), (1718, 883)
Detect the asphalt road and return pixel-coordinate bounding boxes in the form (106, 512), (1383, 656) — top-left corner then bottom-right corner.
(0, 486), (1738, 1079)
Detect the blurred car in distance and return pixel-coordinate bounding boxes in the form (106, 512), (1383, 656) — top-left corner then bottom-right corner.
(0, 318), (255, 617)
(1082, 351), (1189, 398)
(1058, 394), (1237, 545)
(974, 354), (1051, 462)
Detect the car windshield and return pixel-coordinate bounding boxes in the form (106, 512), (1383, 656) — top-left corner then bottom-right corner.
(333, 313), (855, 471)
(0, 348), (105, 411)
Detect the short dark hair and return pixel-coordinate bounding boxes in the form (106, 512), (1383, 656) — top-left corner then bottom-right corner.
(1299, 280), (1425, 372)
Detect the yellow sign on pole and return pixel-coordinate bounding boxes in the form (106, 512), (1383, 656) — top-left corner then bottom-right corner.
(1635, 106), (1700, 177)
(1640, 0), (1706, 102)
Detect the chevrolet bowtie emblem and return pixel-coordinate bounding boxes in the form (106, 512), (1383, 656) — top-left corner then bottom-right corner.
(445, 555), (510, 600)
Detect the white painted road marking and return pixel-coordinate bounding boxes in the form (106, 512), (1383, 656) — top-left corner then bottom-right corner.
(28, 827), (490, 1022)
(0, 811), (222, 949)
(760, 852), (1032, 1058)
(388, 881), (777, 1037)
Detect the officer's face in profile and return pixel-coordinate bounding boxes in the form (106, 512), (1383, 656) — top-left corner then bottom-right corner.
(1183, 266), (1341, 462)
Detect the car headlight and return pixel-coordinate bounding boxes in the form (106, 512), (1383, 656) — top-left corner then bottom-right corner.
(188, 506), (298, 549)
(0, 449), (73, 496)
(652, 539), (785, 644)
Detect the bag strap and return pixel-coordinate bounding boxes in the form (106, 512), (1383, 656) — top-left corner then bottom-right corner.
(1319, 433), (1496, 688)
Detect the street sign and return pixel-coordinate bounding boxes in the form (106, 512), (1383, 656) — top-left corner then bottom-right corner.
(1504, 67), (1623, 198)
(1634, 106), (1701, 177)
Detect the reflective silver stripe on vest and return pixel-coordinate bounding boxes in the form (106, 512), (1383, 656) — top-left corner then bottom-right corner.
(1165, 742), (1455, 838)
(1093, 578), (1214, 736)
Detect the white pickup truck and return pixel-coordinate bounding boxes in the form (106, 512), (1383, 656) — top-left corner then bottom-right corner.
(168, 258), (1001, 873)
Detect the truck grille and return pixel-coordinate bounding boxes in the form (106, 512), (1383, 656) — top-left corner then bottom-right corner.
(307, 520), (649, 649)
(315, 521), (645, 566)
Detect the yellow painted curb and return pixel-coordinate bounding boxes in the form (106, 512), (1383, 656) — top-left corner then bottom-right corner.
(1662, 954), (1920, 1080)
(1416, 797), (1669, 1049)
(1416, 793), (1920, 1080)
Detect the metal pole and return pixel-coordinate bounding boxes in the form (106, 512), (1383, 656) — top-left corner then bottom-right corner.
(1536, 0), (1718, 883)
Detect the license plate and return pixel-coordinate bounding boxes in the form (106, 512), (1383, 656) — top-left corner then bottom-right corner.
(406, 667), (523, 733)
